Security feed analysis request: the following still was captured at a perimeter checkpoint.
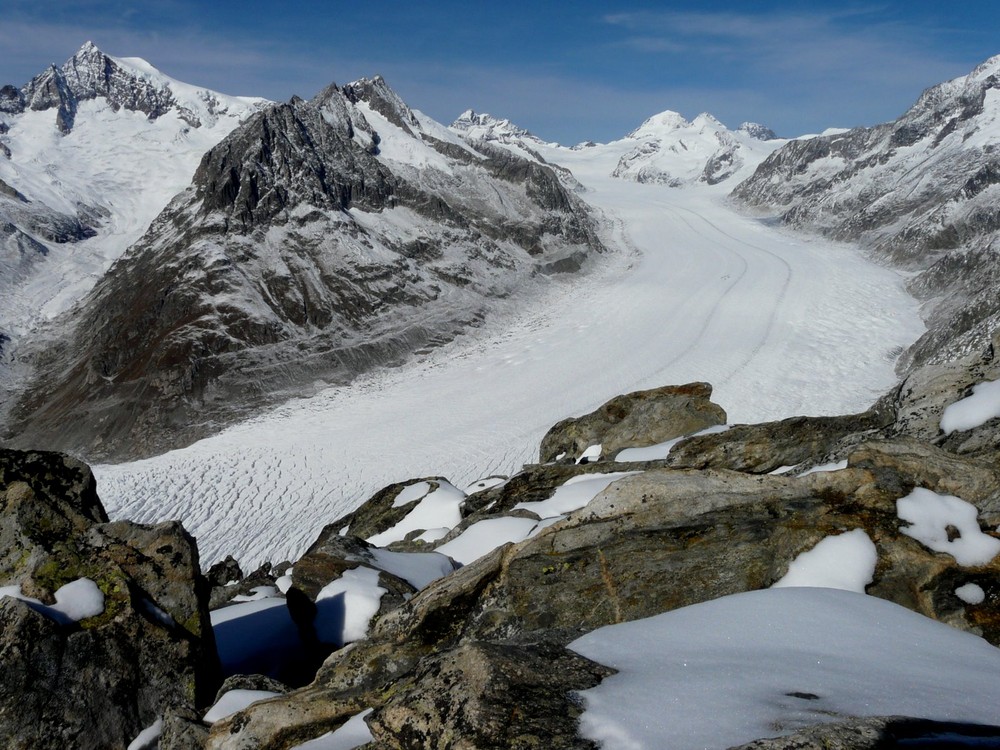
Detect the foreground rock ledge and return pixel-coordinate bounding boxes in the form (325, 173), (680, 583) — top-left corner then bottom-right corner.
(0, 449), (219, 749)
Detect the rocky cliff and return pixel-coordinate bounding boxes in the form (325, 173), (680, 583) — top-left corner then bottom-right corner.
(0, 449), (219, 748)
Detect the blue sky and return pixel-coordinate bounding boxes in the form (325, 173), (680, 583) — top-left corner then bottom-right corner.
(3, 1), (999, 143)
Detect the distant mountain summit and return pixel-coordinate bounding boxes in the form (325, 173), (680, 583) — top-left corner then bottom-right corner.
(450, 110), (547, 145)
(4, 41), (263, 134)
(737, 122), (778, 140)
(612, 110), (783, 187)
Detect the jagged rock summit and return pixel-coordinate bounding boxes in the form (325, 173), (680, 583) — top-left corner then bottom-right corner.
(450, 109), (548, 145)
(7, 41), (263, 134)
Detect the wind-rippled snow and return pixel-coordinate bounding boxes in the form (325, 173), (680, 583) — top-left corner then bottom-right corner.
(95, 144), (925, 569)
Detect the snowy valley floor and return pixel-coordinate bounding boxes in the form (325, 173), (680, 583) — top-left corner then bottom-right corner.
(94, 154), (926, 568)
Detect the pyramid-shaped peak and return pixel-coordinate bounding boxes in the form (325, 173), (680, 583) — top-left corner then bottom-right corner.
(342, 75), (418, 132)
(64, 41), (114, 72)
(692, 112), (724, 128)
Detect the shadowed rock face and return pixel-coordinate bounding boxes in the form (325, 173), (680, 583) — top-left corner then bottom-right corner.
(4, 78), (604, 462)
(0, 449), (219, 749)
(730, 716), (1000, 750)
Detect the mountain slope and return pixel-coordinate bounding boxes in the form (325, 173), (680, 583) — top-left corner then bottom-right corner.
(0, 42), (266, 362)
(732, 53), (1000, 368)
(3, 74), (604, 460)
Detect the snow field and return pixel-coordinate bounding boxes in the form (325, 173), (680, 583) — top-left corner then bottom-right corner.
(570, 587), (1000, 750)
(956, 583), (987, 605)
(289, 710), (374, 749)
(366, 481), (465, 547)
(940, 379), (1000, 434)
(203, 690), (282, 725)
(772, 529), (877, 592)
(315, 567), (386, 647)
(896, 488), (1000, 566)
(615, 424), (730, 462)
(434, 516), (541, 566)
(0, 578), (105, 624)
(126, 719), (163, 750)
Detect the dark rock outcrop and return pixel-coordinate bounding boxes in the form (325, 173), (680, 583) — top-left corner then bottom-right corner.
(0, 449), (219, 749)
(369, 639), (611, 749)
(730, 716), (1000, 750)
(665, 407), (891, 473)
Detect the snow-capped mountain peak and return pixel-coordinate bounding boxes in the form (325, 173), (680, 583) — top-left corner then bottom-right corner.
(10, 41), (266, 134)
(0, 43), (270, 362)
(625, 110), (689, 138)
(613, 108), (784, 188)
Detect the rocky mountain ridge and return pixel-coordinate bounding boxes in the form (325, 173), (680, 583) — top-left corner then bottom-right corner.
(5, 41), (261, 134)
(450, 109), (549, 146)
(2, 62), (604, 460)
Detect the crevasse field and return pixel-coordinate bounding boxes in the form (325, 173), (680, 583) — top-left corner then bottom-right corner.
(94, 136), (926, 569)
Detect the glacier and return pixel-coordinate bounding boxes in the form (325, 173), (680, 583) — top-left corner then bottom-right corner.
(94, 136), (924, 568)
